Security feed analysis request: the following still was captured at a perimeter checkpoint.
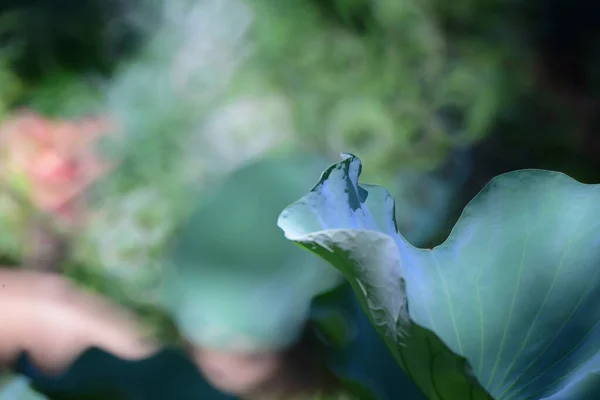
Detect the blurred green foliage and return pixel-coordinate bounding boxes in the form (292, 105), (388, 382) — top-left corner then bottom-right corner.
(239, 0), (532, 180)
(0, 0), (538, 279)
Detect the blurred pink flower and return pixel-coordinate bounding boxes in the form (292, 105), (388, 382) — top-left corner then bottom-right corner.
(0, 110), (117, 227)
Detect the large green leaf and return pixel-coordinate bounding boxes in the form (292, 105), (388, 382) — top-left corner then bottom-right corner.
(278, 154), (600, 400)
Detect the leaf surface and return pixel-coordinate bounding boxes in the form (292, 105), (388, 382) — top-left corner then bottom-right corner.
(279, 154), (600, 400)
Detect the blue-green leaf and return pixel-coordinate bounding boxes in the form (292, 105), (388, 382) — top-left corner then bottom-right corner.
(278, 154), (600, 400)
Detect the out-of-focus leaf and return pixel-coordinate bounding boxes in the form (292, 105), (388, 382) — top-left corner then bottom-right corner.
(0, 373), (48, 400)
(163, 152), (343, 352)
(16, 348), (237, 400)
